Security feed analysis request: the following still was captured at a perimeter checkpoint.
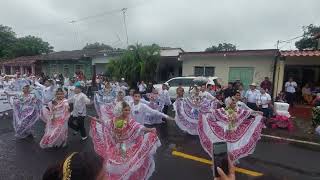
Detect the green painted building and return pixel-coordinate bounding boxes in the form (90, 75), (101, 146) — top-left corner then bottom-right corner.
(38, 49), (102, 78)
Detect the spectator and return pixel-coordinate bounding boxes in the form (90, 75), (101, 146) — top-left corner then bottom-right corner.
(275, 91), (286, 103)
(244, 83), (260, 111)
(302, 83), (313, 105)
(233, 79), (241, 90)
(138, 81), (147, 94)
(257, 88), (272, 118)
(260, 77), (272, 93)
(216, 84), (222, 94)
(238, 85), (245, 101)
(285, 77), (297, 107)
(312, 93), (320, 107)
(207, 83), (216, 96)
(43, 152), (105, 180)
(146, 81), (154, 93)
(223, 82), (235, 98)
(119, 78), (129, 93)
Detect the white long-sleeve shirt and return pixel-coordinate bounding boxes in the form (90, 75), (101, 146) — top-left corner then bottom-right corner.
(159, 89), (172, 106)
(68, 92), (90, 117)
(35, 81), (55, 105)
(1, 80), (13, 91)
(124, 96), (149, 105)
(200, 91), (216, 100)
(130, 102), (168, 124)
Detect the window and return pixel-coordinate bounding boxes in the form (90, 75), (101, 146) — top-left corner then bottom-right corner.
(75, 64), (84, 72)
(167, 79), (182, 86)
(194, 66), (204, 76)
(50, 64), (57, 75)
(63, 65), (69, 77)
(181, 78), (194, 86)
(194, 66), (215, 76)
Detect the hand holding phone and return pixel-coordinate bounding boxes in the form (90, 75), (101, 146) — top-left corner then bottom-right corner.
(213, 142), (230, 178)
(213, 144), (236, 180)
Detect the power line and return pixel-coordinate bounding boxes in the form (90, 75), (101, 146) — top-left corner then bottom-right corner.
(122, 8), (129, 46)
(279, 35), (304, 43)
(69, 8), (122, 24)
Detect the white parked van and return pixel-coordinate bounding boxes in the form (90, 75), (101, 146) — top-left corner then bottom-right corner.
(154, 76), (219, 100)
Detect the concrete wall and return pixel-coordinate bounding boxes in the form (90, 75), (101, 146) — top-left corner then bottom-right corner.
(182, 55), (274, 86)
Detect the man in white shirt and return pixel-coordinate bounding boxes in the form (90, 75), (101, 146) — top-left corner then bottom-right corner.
(68, 83), (91, 140)
(119, 78), (129, 93)
(159, 83), (172, 114)
(257, 88), (272, 118)
(138, 81), (147, 94)
(244, 83), (260, 111)
(285, 77), (297, 107)
(130, 91), (171, 125)
(124, 89), (149, 105)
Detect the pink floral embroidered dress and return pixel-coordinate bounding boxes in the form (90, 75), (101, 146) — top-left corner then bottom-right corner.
(40, 99), (70, 148)
(173, 95), (217, 135)
(198, 107), (264, 161)
(90, 115), (161, 180)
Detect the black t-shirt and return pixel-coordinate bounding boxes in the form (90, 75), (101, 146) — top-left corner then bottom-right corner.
(146, 84), (153, 93)
(223, 88), (235, 98)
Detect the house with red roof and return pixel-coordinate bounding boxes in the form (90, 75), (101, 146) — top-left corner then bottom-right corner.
(273, 50), (320, 97)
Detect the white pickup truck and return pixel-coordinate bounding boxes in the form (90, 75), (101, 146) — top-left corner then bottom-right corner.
(154, 76), (219, 100)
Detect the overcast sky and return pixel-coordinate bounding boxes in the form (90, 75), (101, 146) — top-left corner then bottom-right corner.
(1, 0), (319, 51)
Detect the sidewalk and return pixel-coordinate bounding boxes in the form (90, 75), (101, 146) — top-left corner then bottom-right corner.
(263, 116), (320, 143)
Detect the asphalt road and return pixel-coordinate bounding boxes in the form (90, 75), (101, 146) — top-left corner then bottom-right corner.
(0, 106), (320, 180)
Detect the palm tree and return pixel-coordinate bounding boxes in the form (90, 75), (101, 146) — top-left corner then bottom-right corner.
(107, 43), (160, 86)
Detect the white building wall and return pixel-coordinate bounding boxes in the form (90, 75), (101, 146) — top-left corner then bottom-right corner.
(92, 56), (120, 74)
(160, 49), (183, 57)
(182, 56), (274, 86)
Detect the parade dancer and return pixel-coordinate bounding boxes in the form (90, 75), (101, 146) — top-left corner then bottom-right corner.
(90, 101), (161, 180)
(124, 88), (149, 105)
(68, 83), (91, 140)
(145, 90), (164, 125)
(0, 75), (13, 117)
(173, 85), (217, 135)
(40, 88), (70, 148)
(198, 93), (264, 162)
(5, 84), (41, 138)
(158, 83), (172, 114)
(94, 81), (117, 120)
(35, 79), (56, 106)
(115, 90), (125, 103)
(130, 91), (172, 125)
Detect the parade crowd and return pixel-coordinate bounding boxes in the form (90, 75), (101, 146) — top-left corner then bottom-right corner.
(0, 71), (319, 180)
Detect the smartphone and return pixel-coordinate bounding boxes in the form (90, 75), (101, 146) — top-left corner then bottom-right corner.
(213, 142), (229, 177)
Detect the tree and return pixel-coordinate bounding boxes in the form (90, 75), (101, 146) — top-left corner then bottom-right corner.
(0, 25), (16, 58)
(0, 24), (54, 59)
(7, 36), (53, 57)
(205, 43), (237, 52)
(83, 42), (113, 50)
(295, 24), (320, 50)
(107, 43), (160, 85)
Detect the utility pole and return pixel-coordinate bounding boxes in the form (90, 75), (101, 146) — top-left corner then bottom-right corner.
(276, 40), (280, 49)
(122, 8), (129, 46)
